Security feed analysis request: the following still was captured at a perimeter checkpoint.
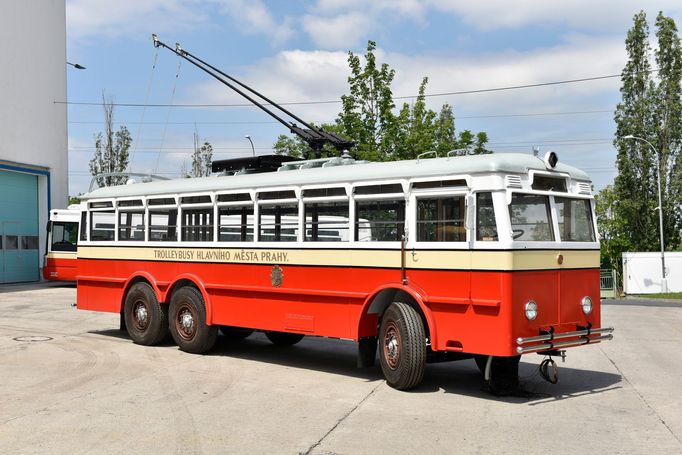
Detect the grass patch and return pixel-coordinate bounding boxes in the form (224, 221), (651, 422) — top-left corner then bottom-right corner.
(633, 292), (682, 300)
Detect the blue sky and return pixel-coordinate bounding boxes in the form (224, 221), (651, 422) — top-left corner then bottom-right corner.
(65, 0), (682, 196)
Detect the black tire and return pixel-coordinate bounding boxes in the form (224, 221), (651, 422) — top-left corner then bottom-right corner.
(124, 282), (168, 346)
(378, 302), (426, 390)
(220, 326), (254, 341)
(265, 331), (305, 346)
(169, 286), (217, 354)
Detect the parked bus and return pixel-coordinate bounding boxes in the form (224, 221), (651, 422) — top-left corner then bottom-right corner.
(75, 152), (613, 391)
(43, 205), (80, 281)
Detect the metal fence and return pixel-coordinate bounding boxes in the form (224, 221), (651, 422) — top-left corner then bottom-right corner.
(600, 269), (617, 299)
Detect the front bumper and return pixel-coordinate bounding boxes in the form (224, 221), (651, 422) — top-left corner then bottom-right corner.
(516, 326), (614, 354)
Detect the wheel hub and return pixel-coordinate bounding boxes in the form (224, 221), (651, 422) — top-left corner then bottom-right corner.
(181, 311), (194, 331)
(135, 305), (148, 324)
(383, 322), (401, 370)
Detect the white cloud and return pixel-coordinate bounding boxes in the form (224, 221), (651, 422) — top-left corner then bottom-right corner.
(302, 13), (372, 49)
(427, 0), (682, 32)
(66, 0), (207, 40)
(209, 0), (294, 44)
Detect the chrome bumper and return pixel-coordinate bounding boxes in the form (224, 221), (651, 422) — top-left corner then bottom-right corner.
(516, 326), (614, 354)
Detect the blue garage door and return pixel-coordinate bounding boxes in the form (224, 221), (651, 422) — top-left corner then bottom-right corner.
(0, 170), (39, 283)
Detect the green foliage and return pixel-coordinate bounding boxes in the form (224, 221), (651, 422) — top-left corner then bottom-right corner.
(89, 93), (131, 187)
(613, 11), (682, 255)
(68, 196), (81, 205)
(595, 185), (631, 276)
(273, 123), (341, 159)
(273, 40), (490, 161)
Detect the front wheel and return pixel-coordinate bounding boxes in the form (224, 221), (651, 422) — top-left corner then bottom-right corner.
(379, 302), (426, 390)
(124, 282), (168, 345)
(169, 287), (217, 354)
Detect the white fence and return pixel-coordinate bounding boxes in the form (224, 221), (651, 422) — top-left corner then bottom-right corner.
(622, 252), (682, 294)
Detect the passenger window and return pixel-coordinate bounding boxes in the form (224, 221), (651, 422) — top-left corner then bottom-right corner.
(416, 196), (466, 242)
(259, 203), (298, 241)
(219, 205), (254, 241)
(476, 192), (498, 241)
(149, 210), (178, 241)
(182, 208), (214, 242)
(304, 201), (349, 242)
(355, 200), (405, 241)
(555, 197), (596, 242)
(90, 211), (115, 241)
(118, 211), (145, 241)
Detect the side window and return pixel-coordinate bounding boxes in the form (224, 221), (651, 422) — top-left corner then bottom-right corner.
(90, 211), (115, 241)
(304, 201), (349, 242)
(416, 196), (466, 242)
(218, 205), (254, 241)
(476, 192), (498, 241)
(149, 209), (178, 241)
(181, 208), (214, 242)
(259, 203), (298, 242)
(555, 197), (596, 242)
(355, 200), (405, 241)
(118, 211), (145, 241)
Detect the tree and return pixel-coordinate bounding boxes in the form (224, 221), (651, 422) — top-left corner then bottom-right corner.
(187, 128), (213, 177)
(273, 123), (342, 159)
(613, 11), (682, 254)
(338, 41), (490, 161)
(273, 40), (490, 162)
(89, 92), (132, 187)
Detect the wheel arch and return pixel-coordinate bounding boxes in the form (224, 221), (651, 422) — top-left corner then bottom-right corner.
(120, 272), (163, 313)
(357, 284), (436, 347)
(166, 274), (214, 324)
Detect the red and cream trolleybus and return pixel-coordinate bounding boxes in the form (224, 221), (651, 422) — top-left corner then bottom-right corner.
(76, 151), (613, 391)
(43, 205), (80, 281)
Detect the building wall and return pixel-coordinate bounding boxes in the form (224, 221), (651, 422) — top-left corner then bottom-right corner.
(622, 252), (682, 294)
(0, 0), (67, 282)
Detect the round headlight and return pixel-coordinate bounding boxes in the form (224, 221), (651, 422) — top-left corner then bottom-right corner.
(525, 300), (538, 321)
(581, 296), (593, 315)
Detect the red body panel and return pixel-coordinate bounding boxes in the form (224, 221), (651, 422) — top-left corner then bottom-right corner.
(77, 257), (601, 357)
(43, 257), (78, 282)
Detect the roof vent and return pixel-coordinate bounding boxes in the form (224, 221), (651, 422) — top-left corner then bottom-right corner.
(505, 175), (522, 188)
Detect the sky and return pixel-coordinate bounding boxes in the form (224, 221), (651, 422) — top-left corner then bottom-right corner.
(65, 0), (682, 197)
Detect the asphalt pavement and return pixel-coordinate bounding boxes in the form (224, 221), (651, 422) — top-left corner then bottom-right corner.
(0, 285), (680, 454)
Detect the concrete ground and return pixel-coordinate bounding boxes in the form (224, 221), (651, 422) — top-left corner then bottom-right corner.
(0, 283), (680, 455)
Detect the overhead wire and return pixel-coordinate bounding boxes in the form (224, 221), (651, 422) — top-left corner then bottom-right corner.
(128, 49), (159, 172)
(153, 58), (182, 173)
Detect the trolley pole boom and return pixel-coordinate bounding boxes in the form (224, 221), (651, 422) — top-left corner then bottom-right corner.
(152, 34), (354, 155)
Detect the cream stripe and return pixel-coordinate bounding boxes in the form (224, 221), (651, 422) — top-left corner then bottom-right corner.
(78, 246), (599, 271)
(46, 252), (77, 260)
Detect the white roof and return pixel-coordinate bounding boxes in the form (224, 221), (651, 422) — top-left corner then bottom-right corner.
(81, 153), (591, 200)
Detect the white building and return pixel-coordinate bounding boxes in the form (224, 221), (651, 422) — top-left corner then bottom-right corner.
(622, 252), (682, 294)
(0, 1), (68, 283)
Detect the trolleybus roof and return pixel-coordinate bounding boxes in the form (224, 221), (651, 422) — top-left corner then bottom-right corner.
(81, 153), (590, 200)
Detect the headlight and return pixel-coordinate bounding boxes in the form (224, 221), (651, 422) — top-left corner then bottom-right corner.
(525, 300), (538, 320)
(581, 296), (593, 315)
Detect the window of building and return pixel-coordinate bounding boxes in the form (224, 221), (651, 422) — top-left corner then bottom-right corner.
(21, 236), (39, 250)
(416, 196), (466, 242)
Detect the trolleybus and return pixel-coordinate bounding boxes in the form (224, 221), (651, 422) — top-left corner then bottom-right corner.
(43, 205), (80, 281)
(75, 151), (613, 391)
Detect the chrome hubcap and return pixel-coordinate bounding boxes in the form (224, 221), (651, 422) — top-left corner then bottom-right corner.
(135, 305), (148, 324)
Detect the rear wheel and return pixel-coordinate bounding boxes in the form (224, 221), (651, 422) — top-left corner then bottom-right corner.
(378, 302), (426, 390)
(169, 286), (217, 354)
(124, 282), (168, 345)
(265, 331), (305, 346)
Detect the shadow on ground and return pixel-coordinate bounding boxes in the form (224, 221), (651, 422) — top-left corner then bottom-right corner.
(89, 328), (622, 402)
